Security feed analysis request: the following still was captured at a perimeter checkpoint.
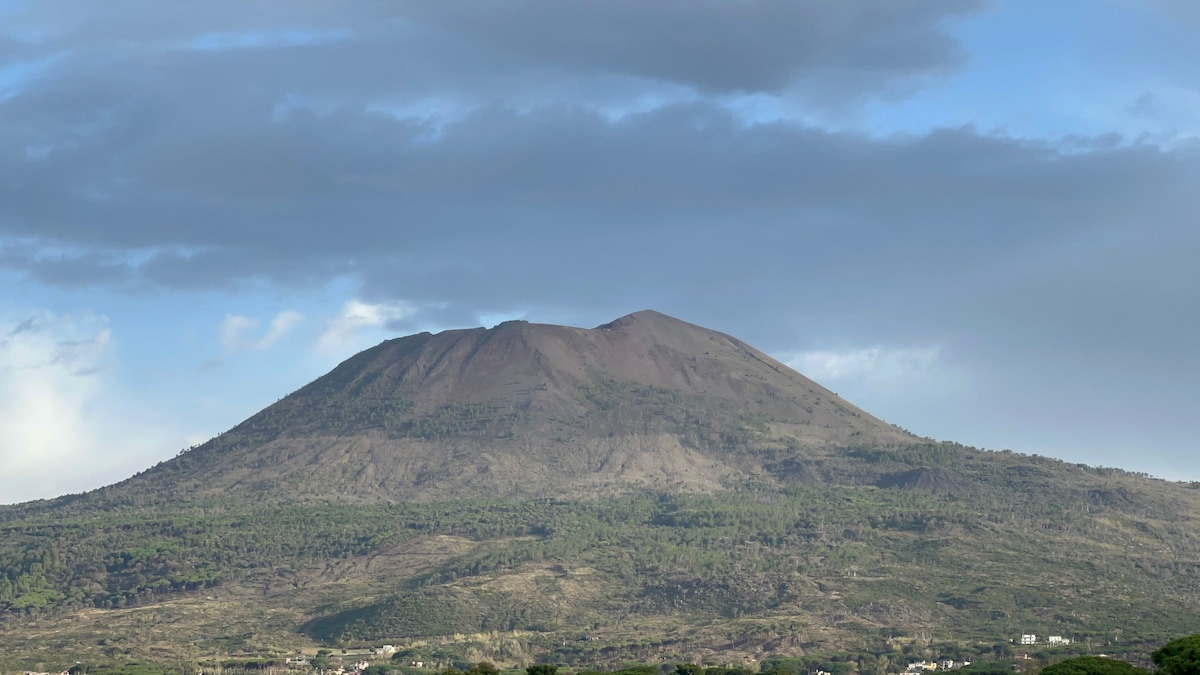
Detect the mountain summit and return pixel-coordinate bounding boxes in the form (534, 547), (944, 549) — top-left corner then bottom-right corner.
(113, 310), (910, 503)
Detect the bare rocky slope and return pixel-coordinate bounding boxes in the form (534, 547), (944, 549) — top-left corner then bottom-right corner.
(102, 310), (912, 504)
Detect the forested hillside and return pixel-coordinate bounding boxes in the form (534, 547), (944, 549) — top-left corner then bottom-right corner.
(3, 442), (1199, 666)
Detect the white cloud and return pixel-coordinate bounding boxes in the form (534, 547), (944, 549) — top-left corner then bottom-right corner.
(219, 314), (257, 351)
(220, 309), (303, 351)
(0, 310), (173, 503)
(316, 299), (414, 355)
(780, 346), (941, 385)
(776, 344), (971, 439)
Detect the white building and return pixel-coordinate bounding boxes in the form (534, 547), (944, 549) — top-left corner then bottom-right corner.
(1020, 635), (1037, 645)
(1049, 636), (1071, 646)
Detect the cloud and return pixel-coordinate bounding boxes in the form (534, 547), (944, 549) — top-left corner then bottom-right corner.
(0, 1), (983, 98)
(316, 299), (414, 356)
(219, 314), (256, 351)
(782, 346), (941, 385)
(775, 344), (973, 440)
(186, 28), (353, 53)
(219, 309), (303, 351)
(0, 91), (1196, 373)
(2, 99), (1194, 299)
(0, 0), (1192, 343)
(1128, 91), (1162, 117)
(0, 1), (988, 272)
(399, 0), (985, 95)
(0, 0), (1198, 479)
(1119, 86), (1200, 138)
(0, 310), (171, 503)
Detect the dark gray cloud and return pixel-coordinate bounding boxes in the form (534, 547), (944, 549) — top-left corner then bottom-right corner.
(0, 0), (985, 292)
(4, 1), (985, 96)
(400, 0), (986, 94)
(4, 85), (1197, 349)
(0, 35), (22, 63)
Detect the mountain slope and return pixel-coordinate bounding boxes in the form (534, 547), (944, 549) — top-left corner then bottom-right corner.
(102, 310), (911, 504)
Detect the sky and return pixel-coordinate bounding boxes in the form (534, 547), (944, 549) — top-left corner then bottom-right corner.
(1, 0), (1198, 503)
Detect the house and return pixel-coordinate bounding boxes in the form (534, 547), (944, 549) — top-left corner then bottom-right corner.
(375, 645), (396, 656)
(1049, 636), (1071, 646)
(939, 661), (955, 670)
(1020, 634), (1037, 645)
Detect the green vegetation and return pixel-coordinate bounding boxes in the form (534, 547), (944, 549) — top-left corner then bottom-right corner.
(0, 504), (393, 612)
(1041, 657), (1148, 675)
(1152, 634), (1200, 675)
(581, 378), (773, 450)
(4, 465), (1198, 660)
(69, 663), (184, 675)
(404, 402), (525, 440)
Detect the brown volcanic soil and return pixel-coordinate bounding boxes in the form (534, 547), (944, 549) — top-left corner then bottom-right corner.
(109, 310), (914, 502)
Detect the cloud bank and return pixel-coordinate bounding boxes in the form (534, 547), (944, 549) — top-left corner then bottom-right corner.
(0, 311), (171, 503)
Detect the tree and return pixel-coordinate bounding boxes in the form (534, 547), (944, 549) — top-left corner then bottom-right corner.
(1153, 635), (1200, 675)
(527, 666), (559, 675)
(821, 662), (854, 675)
(676, 665), (704, 675)
(1040, 656), (1147, 675)
(760, 659), (804, 675)
(468, 662), (500, 675)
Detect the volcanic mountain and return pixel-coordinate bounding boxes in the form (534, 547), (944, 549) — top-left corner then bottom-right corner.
(108, 310), (912, 504)
(5, 311), (1200, 668)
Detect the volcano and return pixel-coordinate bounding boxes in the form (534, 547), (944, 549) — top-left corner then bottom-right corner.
(6, 311), (1200, 666)
(109, 310), (912, 503)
